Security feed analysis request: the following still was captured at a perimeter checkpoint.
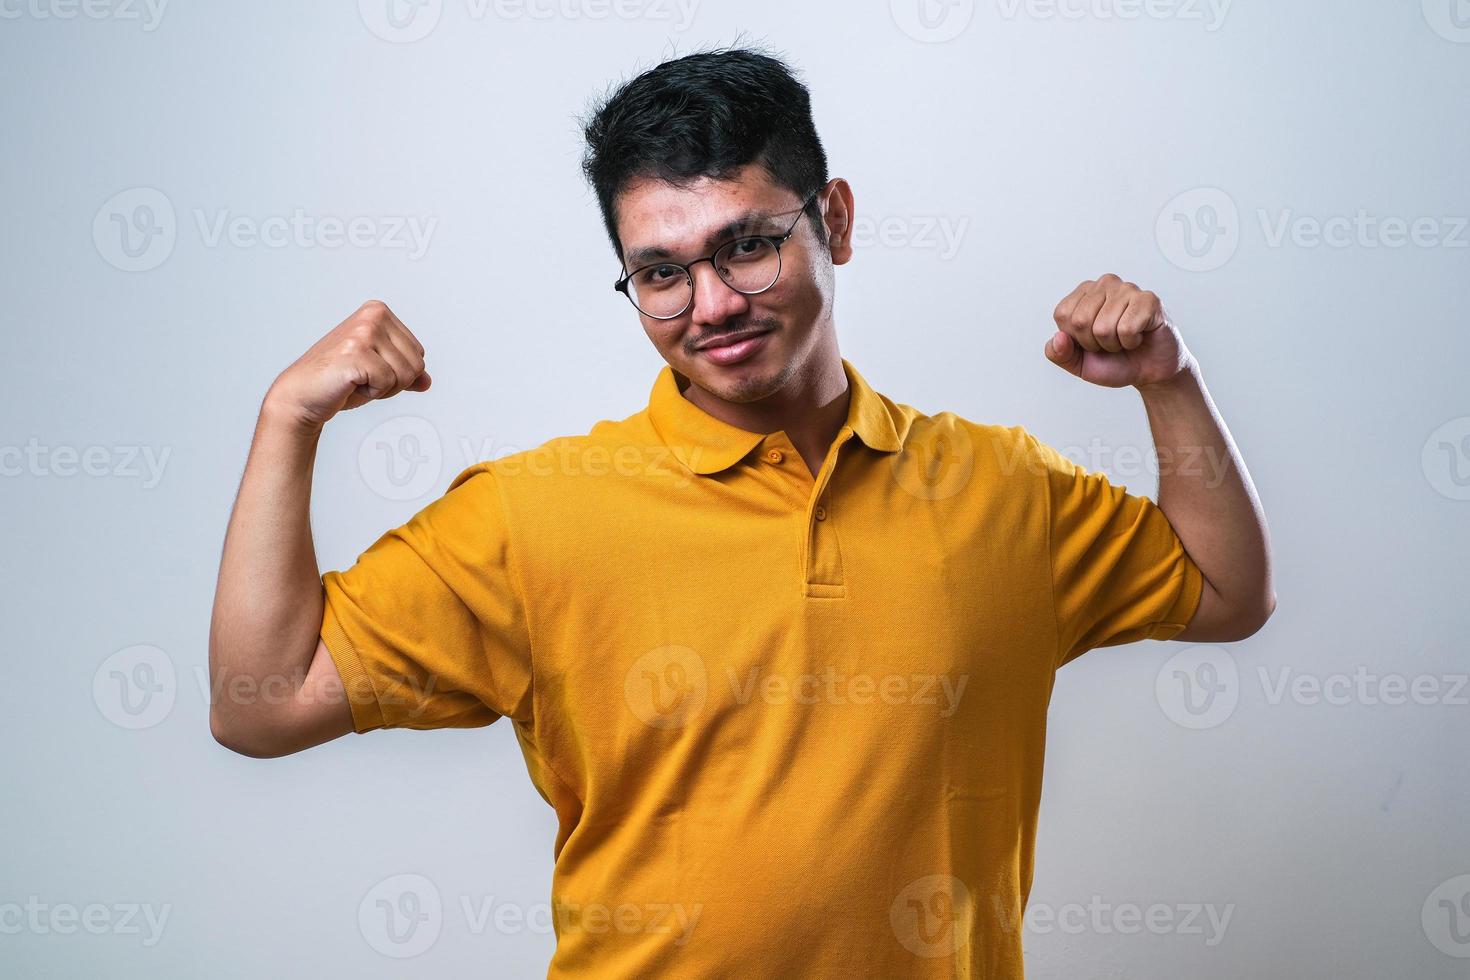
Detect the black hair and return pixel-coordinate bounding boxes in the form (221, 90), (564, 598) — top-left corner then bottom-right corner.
(580, 43), (830, 263)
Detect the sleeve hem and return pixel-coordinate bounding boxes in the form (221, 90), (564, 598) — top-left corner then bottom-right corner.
(1148, 550), (1207, 641)
(320, 596), (387, 734)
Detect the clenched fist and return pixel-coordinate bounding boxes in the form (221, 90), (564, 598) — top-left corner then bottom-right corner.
(265, 300), (431, 429)
(1045, 274), (1195, 388)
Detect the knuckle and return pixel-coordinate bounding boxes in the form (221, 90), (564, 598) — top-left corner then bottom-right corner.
(351, 319), (380, 341)
(1069, 310), (1093, 331)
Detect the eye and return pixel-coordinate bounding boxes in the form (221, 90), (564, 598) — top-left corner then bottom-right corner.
(728, 237), (772, 260)
(635, 265), (684, 289)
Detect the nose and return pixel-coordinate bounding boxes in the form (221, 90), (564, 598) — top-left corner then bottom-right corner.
(688, 261), (750, 328)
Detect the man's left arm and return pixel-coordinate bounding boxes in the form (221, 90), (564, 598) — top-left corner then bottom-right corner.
(1046, 273), (1276, 643)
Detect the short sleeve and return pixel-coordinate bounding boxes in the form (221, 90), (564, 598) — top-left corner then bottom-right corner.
(1026, 431), (1204, 668)
(320, 462), (534, 733)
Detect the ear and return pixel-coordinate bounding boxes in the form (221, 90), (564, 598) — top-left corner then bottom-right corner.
(818, 179), (856, 266)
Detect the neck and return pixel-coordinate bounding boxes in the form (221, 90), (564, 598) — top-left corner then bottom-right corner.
(680, 340), (849, 478)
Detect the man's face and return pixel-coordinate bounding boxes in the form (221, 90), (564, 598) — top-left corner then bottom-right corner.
(613, 164), (849, 404)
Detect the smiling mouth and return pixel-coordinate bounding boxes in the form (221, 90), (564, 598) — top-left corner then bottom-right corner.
(693, 327), (774, 366)
(696, 328), (773, 351)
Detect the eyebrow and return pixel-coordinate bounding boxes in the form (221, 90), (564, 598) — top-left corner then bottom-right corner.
(622, 209), (789, 271)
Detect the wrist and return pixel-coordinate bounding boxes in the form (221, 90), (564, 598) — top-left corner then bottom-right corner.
(1135, 354), (1203, 400)
(259, 386), (327, 441)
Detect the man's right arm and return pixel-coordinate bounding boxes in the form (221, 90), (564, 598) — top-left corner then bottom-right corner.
(207, 301), (430, 758)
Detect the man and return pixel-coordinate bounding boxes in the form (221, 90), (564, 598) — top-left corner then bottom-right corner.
(208, 46), (1273, 978)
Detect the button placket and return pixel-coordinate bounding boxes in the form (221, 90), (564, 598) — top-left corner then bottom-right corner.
(803, 432), (850, 595)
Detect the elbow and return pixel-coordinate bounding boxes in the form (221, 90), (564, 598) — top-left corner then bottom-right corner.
(207, 641), (297, 759)
(1227, 589), (1277, 642)
(210, 707), (290, 760)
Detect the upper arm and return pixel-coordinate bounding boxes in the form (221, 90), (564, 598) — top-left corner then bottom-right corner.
(211, 636), (355, 759)
(1172, 575), (1273, 643)
(288, 636), (359, 750)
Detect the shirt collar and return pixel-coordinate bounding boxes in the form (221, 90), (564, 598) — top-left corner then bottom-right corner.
(646, 357), (905, 476)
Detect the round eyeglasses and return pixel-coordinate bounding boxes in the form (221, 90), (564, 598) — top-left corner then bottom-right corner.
(613, 190), (820, 320)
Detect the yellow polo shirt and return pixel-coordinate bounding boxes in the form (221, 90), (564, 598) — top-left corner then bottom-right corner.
(321, 357), (1203, 978)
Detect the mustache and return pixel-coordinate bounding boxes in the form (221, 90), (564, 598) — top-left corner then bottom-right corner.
(685, 317), (780, 353)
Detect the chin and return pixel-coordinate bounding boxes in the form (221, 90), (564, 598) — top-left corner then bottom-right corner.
(693, 358), (791, 404)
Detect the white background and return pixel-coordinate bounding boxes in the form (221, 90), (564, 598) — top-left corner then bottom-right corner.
(3, 1), (1468, 976)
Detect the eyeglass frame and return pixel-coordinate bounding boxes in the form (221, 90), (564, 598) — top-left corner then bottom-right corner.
(613, 188), (824, 320)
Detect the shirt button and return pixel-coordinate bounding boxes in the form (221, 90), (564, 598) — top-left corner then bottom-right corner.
(765, 449), (784, 464)
(814, 504), (827, 521)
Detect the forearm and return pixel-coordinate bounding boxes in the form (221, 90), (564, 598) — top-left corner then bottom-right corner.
(207, 392), (327, 731)
(1137, 357), (1275, 633)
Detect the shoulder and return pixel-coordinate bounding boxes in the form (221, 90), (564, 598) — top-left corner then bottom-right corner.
(443, 409), (676, 512)
(891, 401), (1061, 483)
